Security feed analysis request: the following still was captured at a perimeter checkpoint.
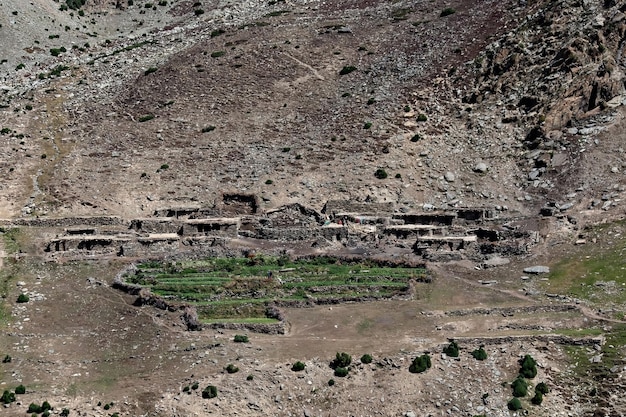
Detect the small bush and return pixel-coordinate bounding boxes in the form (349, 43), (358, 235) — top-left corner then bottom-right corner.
(246, 374), (253, 381)
(440, 8), (456, 17)
(416, 113), (427, 122)
(409, 354), (431, 373)
(328, 379), (335, 386)
(159, 163), (169, 170)
(191, 382), (199, 390)
(182, 386), (190, 393)
(443, 341), (459, 357)
(367, 98), (375, 105)
(2, 355), (11, 363)
(360, 354), (373, 364)
(194, 9), (205, 16)
(265, 179), (273, 185)
(331, 352), (352, 369)
(225, 364), (239, 374)
(202, 385), (217, 399)
(28, 403), (43, 413)
(471, 346), (487, 361)
(144, 67), (158, 75)
(60, 409), (70, 417)
(511, 377), (528, 397)
(339, 66), (357, 75)
(374, 168), (388, 179)
(211, 29), (225, 37)
(334, 367), (349, 377)
(15, 385), (26, 395)
(507, 397), (522, 411)
(531, 391), (543, 405)
(138, 114), (154, 122)
(363, 122), (372, 129)
(17, 294), (29, 303)
(535, 382), (549, 395)
(211, 51), (224, 58)
(202, 125), (216, 133)
(233, 334), (249, 343)
(404, 105), (411, 112)
(291, 361), (305, 372)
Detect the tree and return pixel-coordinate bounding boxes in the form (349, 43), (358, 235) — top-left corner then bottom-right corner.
(225, 364), (239, 374)
(409, 354), (431, 373)
(360, 354), (373, 364)
(443, 341), (459, 357)
(531, 391), (543, 405)
(535, 382), (549, 394)
(291, 361), (305, 372)
(511, 377), (528, 397)
(233, 335), (249, 343)
(507, 397), (522, 411)
(334, 367), (349, 377)
(471, 346), (487, 360)
(202, 385), (217, 399)
(17, 294), (29, 303)
(14, 385), (25, 395)
(519, 354), (538, 379)
(331, 352), (351, 369)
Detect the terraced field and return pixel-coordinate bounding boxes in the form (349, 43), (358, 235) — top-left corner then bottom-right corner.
(122, 256), (429, 322)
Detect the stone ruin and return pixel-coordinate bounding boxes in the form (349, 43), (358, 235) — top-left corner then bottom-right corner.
(26, 194), (540, 262)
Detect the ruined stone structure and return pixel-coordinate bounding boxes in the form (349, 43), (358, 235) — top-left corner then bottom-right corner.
(22, 195), (540, 261)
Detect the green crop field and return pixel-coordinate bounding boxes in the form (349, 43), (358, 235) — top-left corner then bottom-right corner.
(123, 256), (428, 321)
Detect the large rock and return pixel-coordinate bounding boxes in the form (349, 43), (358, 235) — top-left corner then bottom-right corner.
(523, 265), (550, 274)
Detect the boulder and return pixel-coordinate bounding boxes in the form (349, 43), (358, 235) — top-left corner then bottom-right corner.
(523, 265), (550, 274)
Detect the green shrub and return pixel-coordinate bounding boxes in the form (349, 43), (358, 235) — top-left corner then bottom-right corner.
(194, 9), (205, 16)
(440, 8), (456, 17)
(159, 163), (169, 170)
(211, 29), (225, 37)
(225, 364), (239, 374)
(416, 113), (427, 122)
(331, 352), (351, 369)
(265, 179), (273, 185)
(15, 385), (26, 395)
(363, 122), (372, 129)
(531, 391), (543, 405)
(367, 98), (375, 105)
(507, 397), (522, 411)
(246, 374), (253, 381)
(339, 66), (356, 75)
(360, 354), (373, 364)
(511, 377), (528, 397)
(210, 51), (224, 58)
(2, 354), (11, 363)
(182, 386), (190, 393)
(60, 409), (70, 417)
(328, 379), (335, 386)
(191, 382), (199, 390)
(519, 354), (537, 379)
(17, 294), (29, 303)
(202, 125), (216, 133)
(535, 382), (549, 394)
(42, 411), (51, 417)
(374, 168), (388, 179)
(15, 63), (25, 71)
(233, 334), (249, 343)
(138, 114), (154, 122)
(471, 346), (487, 361)
(291, 361), (305, 372)
(409, 354), (431, 373)
(443, 341), (459, 357)
(144, 67), (158, 75)
(1, 390), (16, 404)
(28, 403), (43, 413)
(334, 367), (349, 377)
(202, 385), (217, 399)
